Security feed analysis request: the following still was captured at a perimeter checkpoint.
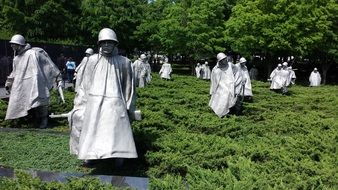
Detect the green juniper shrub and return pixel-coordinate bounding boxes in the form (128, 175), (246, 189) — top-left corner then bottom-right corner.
(0, 74), (337, 189)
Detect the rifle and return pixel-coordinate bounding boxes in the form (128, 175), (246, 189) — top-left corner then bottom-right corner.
(49, 112), (69, 118)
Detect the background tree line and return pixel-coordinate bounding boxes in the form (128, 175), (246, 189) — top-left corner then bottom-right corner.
(1, 0), (337, 83)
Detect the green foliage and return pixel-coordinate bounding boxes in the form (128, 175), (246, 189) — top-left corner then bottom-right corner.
(134, 74), (338, 189)
(0, 0), (82, 43)
(0, 131), (82, 172)
(0, 74), (337, 188)
(148, 0), (232, 59)
(0, 89), (74, 130)
(134, 0), (171, 52)
(80, 0), (148, 51)
(1, 0), (337, 67)
(225, 0), (338, 60)
(0, 170), (122, 189)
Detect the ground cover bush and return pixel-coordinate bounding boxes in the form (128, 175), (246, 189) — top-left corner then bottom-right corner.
(0, 74), (337, 189)
(0, 170), (125, 190)
(0, 89), (74, 130)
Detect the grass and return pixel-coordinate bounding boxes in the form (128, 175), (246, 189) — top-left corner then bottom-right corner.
(0, 73), (337, 189)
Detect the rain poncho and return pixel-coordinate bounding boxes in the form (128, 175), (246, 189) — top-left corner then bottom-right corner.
(5, 44), (60, 120)
(209, 62), (237, 117)
(144, 61), (152, 83)
(233, 63), (244, 96)
(69, 49), (138, 160)
(159, 63), (172, 79)
(237, 64), (253, 96)
(288, 68), (296, 85)
(133, 59), (147, 87)
(202, 63), (211, 80)
(195, 64), (202, 78)
(309, 71), (321, 86)
(269, 67), (289, 89)
(70, 55), (91, 154)
(74, 56), (90, 92)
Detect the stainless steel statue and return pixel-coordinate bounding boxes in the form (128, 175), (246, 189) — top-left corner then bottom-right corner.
(201, 61), (211, 80)
(5, 34), (61, 128)
(74, 48), (94, 92)
(159, 57), (172, 80)
(132, 54), (147, 87)
(209, 53), (237, 117)
(236, 57), (253, 100)
(68, 28), (140, 164)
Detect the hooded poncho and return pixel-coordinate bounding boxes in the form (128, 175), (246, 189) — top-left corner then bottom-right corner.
(5, 44), (60, 120)
(69, 49), (138, 159)
(309, 71), (321, 86)
(209, 62), (238, 117)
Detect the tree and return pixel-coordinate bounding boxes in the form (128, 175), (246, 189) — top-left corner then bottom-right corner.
(0, 0), (82, 43)
(148, 0), (235, 63)
(224, 0), (338, 81)
(80, 0), (148, 53)
(298, 0), (338, 84)
(134, 0), (173, 53)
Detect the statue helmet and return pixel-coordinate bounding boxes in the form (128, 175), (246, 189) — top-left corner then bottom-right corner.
(314, 68), (317, 71)
(98, 28), (119, 44)
(205, 61), (208, 65)
(282, 62), (288, 66)
(216, 53), (227, 62)
(140, 54), (147, 60)
(278, 64), (282, 67)
(239, 57), (247, 64)
(9, 34), (26, 46)
(85, 48), (94, 55)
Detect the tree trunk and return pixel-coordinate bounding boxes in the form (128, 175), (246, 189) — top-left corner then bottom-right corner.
(265, 53), (275, 80)
(321, 62), (331, 85)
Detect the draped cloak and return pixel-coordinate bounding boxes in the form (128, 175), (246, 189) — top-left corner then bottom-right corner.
(5, 44), (60, 120)
(159, 63), (172, 79)
(309, 71), (321, 86)
(270, 68), (289, 89)
(195, 65), (202, 78)
(209, 62), (237, 117)
(202, 64), (211, 80)
(237, 64), (253, 96)
(288, 69), (296, 85)
(132, 59), (147, 87)
(69, 50), (138, 159)
(144, 62), (152, 84)
(69, 56), (90, 155)
(74, 56), (90, 92)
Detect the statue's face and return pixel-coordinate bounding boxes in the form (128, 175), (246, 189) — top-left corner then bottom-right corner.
(219, 59), (227, 67)
(10, 43), (22, 52)
(100, 41), (116, 54)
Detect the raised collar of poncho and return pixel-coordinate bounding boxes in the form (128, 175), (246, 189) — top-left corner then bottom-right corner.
(99, 47), (119, 57)
(17, 44), (31, 55)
